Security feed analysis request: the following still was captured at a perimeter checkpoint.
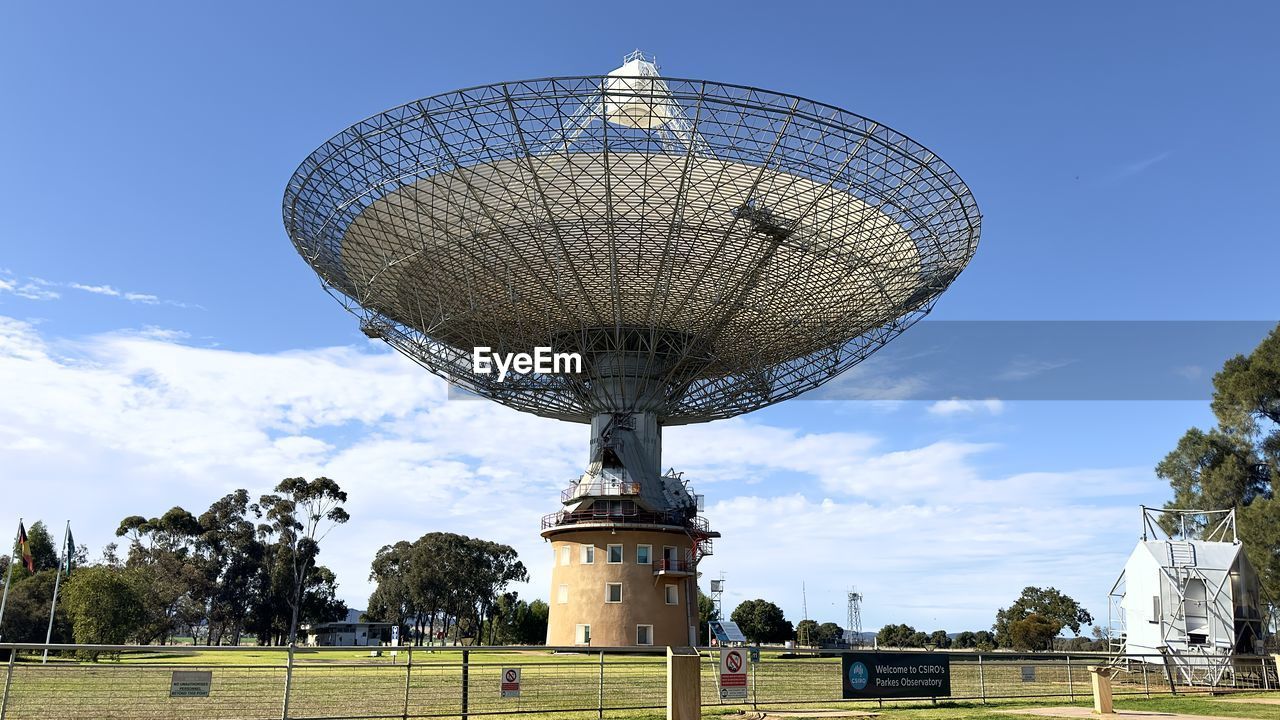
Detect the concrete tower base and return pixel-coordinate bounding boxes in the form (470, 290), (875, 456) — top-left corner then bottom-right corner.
(544, 528), (697, 647)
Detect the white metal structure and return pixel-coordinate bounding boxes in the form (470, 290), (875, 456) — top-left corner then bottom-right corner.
(547, 50), (710, 155)
(1108, 507), (1268, 685)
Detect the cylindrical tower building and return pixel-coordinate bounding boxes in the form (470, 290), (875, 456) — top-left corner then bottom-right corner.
(541, 412), (715, 646)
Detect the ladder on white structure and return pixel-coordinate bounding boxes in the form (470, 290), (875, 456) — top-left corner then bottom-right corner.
(1167, 541), (1197, 567)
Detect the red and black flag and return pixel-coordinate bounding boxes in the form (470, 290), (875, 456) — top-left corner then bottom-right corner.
(17, 521), (34, 573)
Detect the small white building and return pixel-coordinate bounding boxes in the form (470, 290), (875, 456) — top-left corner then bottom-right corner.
(1109, 507), (1267, 684)
(302, 621), (395, 647)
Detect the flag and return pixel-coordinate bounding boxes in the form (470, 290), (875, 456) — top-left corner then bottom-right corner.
(63, 526), (74, 576)
(17, 522), (33, 573)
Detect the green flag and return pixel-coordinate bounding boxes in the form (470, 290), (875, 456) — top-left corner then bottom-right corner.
(63, 526), (74, 576)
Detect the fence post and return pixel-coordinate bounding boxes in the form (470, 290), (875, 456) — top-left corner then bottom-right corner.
(597, 650), (604, 720)
(1066, 655), (1074, 702)
(750, 652), (757, 710)
(281, 642), (296, 720)
(0, 646), (16, 720)
(403, 645), (414, 720)
(1142, 662), (1150, 698)
(1263, 656), (1270, 691)
(1158, 649), (1178, 696)
(977, 653), (986, 704)
(461, 649), (469, 720)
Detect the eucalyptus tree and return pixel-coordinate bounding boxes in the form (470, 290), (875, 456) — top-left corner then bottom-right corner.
(1158, 324), (1280, 600)
(258, 477), (350, 645)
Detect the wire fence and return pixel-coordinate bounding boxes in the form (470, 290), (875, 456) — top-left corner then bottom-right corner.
(0, 644), (1276, 720)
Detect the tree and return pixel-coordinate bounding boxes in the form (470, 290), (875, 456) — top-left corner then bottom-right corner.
(795, 619), (818, 646)
(366, 532), (528, 647)
(258, 477), (349, 645)
(367, 541), (416, 635)
(994, 587), (1092, 649)
(62, 566), (144, 649)
(522, 599), (549, 644)
(730, 599), (792, 644)
(486, 594), (548, 645)
(972, 630), (997, 651)
(14, 521), (59, 573)
(197, 490), (266, 645)
(816, 622), (845, 647)
(0, 570), (70, 643)
(1008, 614), (1058, 651)
(927, 630), (951, 649)
(1158, 325), (1280, 602)
(875, 623), (921, 648)
(0, 520), (71, 644)
(466, 539), (528, 645)
(115, 507), (205, 644)
(953, 631), (977, 649)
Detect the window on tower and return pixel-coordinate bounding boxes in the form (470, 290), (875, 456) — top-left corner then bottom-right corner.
(607, 544), (623, 563)
(637, 625), (653, 645)
(558, 585), (569, 604)
(576, 624), (591, 645)
(560, 546), (570, 566)
(606, 583), (623, 603)
(636, 544), (651, 564)
(581, 544), (595, 564)
(665, 584), (678, 605)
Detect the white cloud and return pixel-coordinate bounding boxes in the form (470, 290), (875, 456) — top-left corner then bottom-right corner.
(70, 283), (124, 297)
(928, 398), (1005, 416)
(998, 357), (1074, 381)
(1109, 151), (1172, 181)
(70, 283), (168, 306)
(0, 316), (1163, 631)
(0, 271), (196, 308)
(0, 272), (60, 301)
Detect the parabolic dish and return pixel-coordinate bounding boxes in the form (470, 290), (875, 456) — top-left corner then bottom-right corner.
(284, 73), (981, 424)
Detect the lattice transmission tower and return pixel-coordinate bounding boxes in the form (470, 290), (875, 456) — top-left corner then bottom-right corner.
(847, 589), (864, 647)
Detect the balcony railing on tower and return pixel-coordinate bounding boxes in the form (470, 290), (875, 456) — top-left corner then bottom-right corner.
(540, 505), (715, 535)
(561, 479), (642, 503)
(654, 557), (695, 576)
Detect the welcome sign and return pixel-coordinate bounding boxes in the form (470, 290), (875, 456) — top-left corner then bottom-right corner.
(841, 652), (951, 699)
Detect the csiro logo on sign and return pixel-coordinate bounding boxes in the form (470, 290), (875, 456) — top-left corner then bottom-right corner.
(847, 661), (868, 690)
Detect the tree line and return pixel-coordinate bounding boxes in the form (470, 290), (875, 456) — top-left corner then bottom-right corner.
(2, 478), (350, 646)
(3, 480), (545, 649)
(364, 532), (540, 645)
(726, 585), (1096, 652)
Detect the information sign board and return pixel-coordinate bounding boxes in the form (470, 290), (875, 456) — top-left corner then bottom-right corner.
(841, 652), (950, 699)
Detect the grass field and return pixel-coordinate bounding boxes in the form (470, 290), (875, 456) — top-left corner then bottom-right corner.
(0, 648), (1275, 720)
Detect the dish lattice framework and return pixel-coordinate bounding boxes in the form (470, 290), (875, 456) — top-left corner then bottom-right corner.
(284, 54), (981, 424)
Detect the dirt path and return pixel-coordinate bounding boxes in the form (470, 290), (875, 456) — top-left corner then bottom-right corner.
(998, 707), (1252, 720)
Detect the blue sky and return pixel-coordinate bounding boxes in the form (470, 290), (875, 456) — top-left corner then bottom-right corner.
(1, 2), (1277, 633)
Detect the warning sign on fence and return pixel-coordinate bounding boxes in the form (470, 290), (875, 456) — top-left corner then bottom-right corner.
(718, 647), (748, 700)
(169, 670), (212, 697)
(501, 667), (521, 698)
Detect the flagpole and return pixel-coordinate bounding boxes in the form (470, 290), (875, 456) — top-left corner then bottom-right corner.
(42, 521), (69, 663)
(0, 518), (19, 642)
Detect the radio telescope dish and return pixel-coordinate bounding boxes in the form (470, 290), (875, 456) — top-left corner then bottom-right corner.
(284, 52), (979, 425)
